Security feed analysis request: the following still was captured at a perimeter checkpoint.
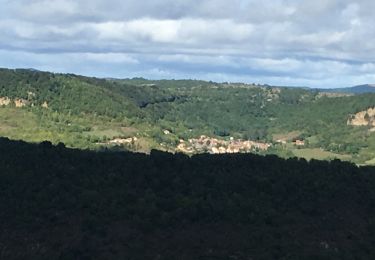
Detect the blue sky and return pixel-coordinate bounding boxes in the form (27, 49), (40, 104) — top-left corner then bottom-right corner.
(1, 0), (375, 88)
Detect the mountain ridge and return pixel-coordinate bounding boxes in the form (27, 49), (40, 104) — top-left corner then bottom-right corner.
(318, 84), (375, 94)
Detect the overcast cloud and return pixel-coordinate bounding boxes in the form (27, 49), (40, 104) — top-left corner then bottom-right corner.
(1, 0), (375, 87)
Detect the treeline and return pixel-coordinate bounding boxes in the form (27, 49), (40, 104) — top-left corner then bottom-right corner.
(0, 137), (375, 259)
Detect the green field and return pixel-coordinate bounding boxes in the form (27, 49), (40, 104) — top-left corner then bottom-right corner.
(292, 148), (352, 161)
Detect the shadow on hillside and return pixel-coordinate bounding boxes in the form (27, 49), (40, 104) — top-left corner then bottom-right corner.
(0, 137), (375, 260)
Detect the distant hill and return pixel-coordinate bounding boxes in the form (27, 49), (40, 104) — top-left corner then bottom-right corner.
(318, 84), (375, 94)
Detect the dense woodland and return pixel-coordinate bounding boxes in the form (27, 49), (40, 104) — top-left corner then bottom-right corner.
(0, 137), (375, 259)
(0, 68), (374, 164)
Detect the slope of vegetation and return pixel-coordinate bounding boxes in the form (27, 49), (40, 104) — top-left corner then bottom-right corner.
(0, 68), (374, 164)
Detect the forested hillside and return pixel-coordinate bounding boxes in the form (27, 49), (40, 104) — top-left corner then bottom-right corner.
(319, 84), (375, 94)
(1, 137), (375, 259)
(0, 68), (374, 164)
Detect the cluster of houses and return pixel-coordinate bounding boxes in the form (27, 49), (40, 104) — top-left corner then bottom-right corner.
(176, 135), (271, 154)
(275, 138), (305, 146)
(294, 139), (305, 146)
(95, 137), (138, 146)
(107, 137), (138, 145)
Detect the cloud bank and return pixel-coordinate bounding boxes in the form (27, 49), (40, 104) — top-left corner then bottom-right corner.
(1, 0), (375, 87)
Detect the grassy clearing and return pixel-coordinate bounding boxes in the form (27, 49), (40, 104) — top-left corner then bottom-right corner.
(83, 128), (124, 139)
(84, 125), (140, 140)
(0, 108), (40, 137)
(292, 148), (352, 161)
(306, 135), (319, 145)
(272, 131), (301, 142)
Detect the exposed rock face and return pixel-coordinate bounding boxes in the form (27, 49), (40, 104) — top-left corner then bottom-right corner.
(0, 97), (11, 106)
(0, 97), (31, 108)
(348, 107), (375, 127)
(14, 99), (28, 108)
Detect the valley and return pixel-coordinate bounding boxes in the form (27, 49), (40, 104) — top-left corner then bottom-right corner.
(0, 68), (374, 164)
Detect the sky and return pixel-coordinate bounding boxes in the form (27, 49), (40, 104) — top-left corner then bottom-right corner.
(1, 0), (375, 88)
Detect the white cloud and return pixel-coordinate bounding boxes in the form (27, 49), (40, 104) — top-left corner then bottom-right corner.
(92, 18), (253, 45)
(20, 0), (78, 17)
(84, 53), (139, 64)
(1, 0), (375, 87)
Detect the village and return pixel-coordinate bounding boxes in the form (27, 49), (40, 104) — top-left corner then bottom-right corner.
(176, 135), (272, 154)
(92, 129), (307, 155)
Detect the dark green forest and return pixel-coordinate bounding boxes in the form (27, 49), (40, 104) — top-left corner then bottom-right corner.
(1, 137), (375, 259)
